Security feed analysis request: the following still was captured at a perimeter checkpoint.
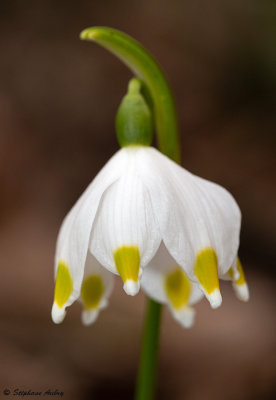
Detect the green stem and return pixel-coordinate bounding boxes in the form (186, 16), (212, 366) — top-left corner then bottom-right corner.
(80, 26), (180, 163)
(80, 27), (180, 400)
(135, 300), (162, 400)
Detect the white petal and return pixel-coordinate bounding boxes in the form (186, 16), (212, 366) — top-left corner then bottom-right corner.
(90, 147), (161, 292)
(196, 177), (241, 276)
(141, 242), (203, 328)
(141, 242), (203, 305)
(171, 306), (195, 329)
(52, 149), (126, 321)
(51, 302), (66, 324)
(207, 289), (222, 309)
(136, 147), (240, 307)
(79, 251), (114, 326)
(222, 257), (250, 302)
(82, 309), (100, 326)
(233, 282), (249, 302)
(137, 148), (194, 276)
(82, 252), (114, 296)
(124, 280), (140, 296)
(138, 147), (240, 277)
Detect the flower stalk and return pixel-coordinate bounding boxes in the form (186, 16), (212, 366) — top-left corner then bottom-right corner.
(135, 300), (162, 400)
(80, 26), (181, 399)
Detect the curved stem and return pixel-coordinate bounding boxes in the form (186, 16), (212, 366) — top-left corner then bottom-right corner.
(80, 26), (180, 163)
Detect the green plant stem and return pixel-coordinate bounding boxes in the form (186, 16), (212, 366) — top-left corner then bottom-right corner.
(135, 300), (162, 400)
(80, 27), (180, 400)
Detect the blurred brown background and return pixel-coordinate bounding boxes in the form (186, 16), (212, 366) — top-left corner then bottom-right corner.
(0, 1), (275, 399)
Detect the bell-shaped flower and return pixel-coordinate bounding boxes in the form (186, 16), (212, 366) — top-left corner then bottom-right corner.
(52, 145), (249, 326)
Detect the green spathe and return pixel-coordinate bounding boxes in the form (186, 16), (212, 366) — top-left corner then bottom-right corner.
(116, 78), (153, 147)
(80, 26), (180, 162)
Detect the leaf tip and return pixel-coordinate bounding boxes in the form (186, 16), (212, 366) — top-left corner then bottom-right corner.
(79, 27), (99, 41)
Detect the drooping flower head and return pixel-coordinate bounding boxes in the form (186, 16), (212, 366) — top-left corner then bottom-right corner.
(51, 78), (249, 328)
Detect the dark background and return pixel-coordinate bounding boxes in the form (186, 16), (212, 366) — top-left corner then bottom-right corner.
(0, 1), (275, 399)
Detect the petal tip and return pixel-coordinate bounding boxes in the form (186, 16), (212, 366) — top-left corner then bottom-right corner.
(172, 307), (195, 329)
(51, 302), (66, 324)
(81, 309), (99, 326)
(100, 298), (109, 309)
(207, 289), (222, 309)
(233, 283), (250, 302)
(123, 280), (140, 296)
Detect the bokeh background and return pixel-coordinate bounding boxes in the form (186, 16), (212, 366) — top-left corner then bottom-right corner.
(0, 1), (275, 399)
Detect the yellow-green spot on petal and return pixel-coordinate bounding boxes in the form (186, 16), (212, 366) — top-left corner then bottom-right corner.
(228, 267), (234, 279)
(54, 261), (73, 308)
(165, 268), (191, 309)
(235, 258), (246, 286)
(114, 246), (140, 283)
(229, 258), (246, 286)
(81, 275), (104, 309)
(194, 248), (220, 294)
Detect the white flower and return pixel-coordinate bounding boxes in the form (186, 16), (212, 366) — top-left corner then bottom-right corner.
(51, 146), (249, 327)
